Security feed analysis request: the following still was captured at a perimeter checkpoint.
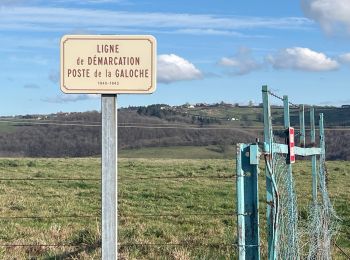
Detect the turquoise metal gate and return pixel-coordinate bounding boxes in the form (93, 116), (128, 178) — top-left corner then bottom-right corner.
(236, 85), (333, 259)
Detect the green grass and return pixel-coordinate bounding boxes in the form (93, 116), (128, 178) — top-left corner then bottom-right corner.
(0, 122), (16, 133)
(0, 158), (101, 259)
(0, 156), (348, 259)
(181, 105), (350, 127)
(183, 106), (264, 127)
(120, 145), (235, 159)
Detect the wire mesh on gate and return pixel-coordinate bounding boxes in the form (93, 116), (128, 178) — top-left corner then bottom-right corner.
(0, 165), (238, 258)
(307, 159), (339, 259)
(265, 89), (340, 259)
(264, 139), (300, 259)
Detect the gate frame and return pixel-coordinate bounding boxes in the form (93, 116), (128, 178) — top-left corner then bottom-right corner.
(236, 85), (325, 259)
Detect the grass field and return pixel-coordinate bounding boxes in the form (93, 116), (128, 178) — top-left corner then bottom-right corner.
(181, 105), (350, 127)
(0, 122), (16, 133)
(0, 153), (349, 259)
(120, 145), (235, 159)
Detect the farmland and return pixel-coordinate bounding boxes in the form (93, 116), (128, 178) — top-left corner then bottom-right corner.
(0, 104), (349, 160)
(0, 149), (349, 259)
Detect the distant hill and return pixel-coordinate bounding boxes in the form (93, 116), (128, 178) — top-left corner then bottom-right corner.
(0, 103), (349, 159)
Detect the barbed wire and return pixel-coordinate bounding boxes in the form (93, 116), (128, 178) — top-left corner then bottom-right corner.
(267, 90), (300, 108)
(0, 119), (257, 129)
(118, 242), (239, 248)
(0, 212), (235, 220)
(0, 244), (96, 248)
(0, 242), (235, 249)
(118, 175), (235, 181)
(0, 215), (100, 219)
(119, 212), (235, 218)
(0, 178), (100, 181)
(0, 176), (234, 182)
(334, 242), (350, 259)
(0, 177), (347, 257)
(0, 119), (349, 130)
(0, 120), (101, 127)
(0, 118), (101, 124)
(0, 211), (233, 219)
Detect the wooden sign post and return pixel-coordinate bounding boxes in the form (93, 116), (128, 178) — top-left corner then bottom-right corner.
(60, 35), (157, 259)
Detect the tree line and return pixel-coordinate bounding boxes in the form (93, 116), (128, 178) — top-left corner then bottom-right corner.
(0, 106), (348, 160)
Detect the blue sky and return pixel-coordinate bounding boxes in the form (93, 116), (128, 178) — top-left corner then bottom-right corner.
(0, 0), (350, 115)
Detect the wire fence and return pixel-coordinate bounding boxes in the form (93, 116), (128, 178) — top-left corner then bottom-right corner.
(0, 160), (348, 258)
(264, 90), (350, 259)
(0, 178), (101, 181)
(0, 162), (239, 258)
(118, 242), (238, 248)
(0, 215), (100, 219)
(0, 110), (348, 258)
(0, 118), (349, 131)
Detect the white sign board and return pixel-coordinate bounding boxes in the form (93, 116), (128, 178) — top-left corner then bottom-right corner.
(60, 35), (156, 94)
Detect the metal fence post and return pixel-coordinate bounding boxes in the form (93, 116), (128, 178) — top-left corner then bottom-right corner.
(283, 95), (298, 255)
(299, 105), (305, 147)
(102, 94), (118, 260)
(310, 108), (317, 203)
(319, 113), (325, 157)
(262, 85), (275, 260)
(236, 143), (260, 260)
(237, 144), (246, 259)
(319, 113), (326, 188)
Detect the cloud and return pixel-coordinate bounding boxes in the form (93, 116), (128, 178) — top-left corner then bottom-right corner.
(24, 83), (40, 89)
(84, 0), (126, 3)
(51, 0), (127, 5)
(49, 70), (59, 83)
(202, 71), (221, 78)
(0, 0), (124, 5)
(0, 0), (24, 5)
(157, 54), (202, 84)
(338, 53), (350, 64)
(0, 7), (313, 34)
(9, 55), (47, 65)
(43, 94), (98, 103)
(218, 47), (263, 75)
(172, 29), (271, 39)
(0, 36), (59, 54)
(56, 0), (121, 2)
(301, 0), (350, 35)
(174, 28), (244, 37)
(267, 47), (339, 71)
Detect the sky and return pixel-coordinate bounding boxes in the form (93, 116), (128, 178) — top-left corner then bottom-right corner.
(0, 0), (350, 115)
